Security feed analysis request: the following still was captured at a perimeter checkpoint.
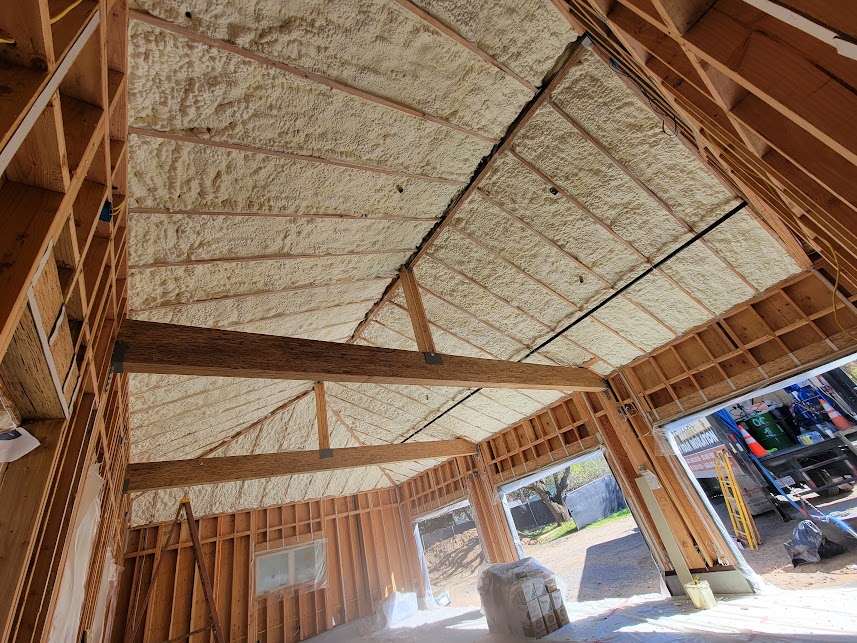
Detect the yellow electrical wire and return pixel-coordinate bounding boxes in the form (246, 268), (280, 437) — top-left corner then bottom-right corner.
(50, 0), (83, 24)
(1, 0), (84, 45)
(817, 234), (857, 344)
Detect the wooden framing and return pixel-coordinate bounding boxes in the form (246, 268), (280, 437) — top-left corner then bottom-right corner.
(314, 383), (331, 452)
(0, 1), (131, 640)
(115, 320), (606, 391)
(399, 267), (437, 354)
(126, 439), (477, 492)
(114, 489), (416, 643)
(554, 0), (857, 290)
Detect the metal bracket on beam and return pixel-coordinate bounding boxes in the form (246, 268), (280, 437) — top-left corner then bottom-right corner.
(319, 448), (334, 459)
(111, 340), (128, 373)
(423, 352), (443, 365)
(122, 478), (130, 494)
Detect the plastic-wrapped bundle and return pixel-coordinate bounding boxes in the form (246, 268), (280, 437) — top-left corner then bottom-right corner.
(477, 558), (569, 638)
(784, 520), (845, 566)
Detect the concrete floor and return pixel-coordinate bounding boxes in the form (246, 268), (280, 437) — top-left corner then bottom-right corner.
(311, 585), (857, 641)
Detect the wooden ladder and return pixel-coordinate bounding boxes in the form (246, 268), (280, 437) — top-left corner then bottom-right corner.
(714, 450), (762, 550)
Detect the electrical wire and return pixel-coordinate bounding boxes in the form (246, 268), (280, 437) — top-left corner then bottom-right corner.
(1, 0), (84, 45)
(50, 0), (83, 24)
(609, 58), (678, 138)
(401, 200), (748, 443)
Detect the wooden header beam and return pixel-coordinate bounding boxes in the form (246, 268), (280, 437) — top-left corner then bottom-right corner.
(125, 438), (476, 492)
(114, 321), (606, 391)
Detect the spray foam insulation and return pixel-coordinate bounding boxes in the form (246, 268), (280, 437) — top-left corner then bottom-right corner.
(126, 3), (803, 523)
(129, 0), (562, 138)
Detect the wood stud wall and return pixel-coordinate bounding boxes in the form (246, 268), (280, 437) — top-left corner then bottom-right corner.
(114, 489), (418, 643)
(618, 272), (857, 422)
(0, 0), (130, 641)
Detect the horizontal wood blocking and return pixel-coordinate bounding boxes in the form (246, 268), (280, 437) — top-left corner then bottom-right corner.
(126, 439), (477, 492)
(115, 321), (606, 391)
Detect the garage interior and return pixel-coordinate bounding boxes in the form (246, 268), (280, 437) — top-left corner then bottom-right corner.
(2, 0), (857, 641)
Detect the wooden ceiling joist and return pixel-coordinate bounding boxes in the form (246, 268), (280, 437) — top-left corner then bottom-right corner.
(114, 320), (606, 391)
(125, 438), (477, 491)
(129, 128), (468, 185)
(128, 10), (498, 143)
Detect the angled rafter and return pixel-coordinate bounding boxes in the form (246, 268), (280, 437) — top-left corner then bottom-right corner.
(389, 0), (538, 92)
(330, 407), (396, 485)
(128, 208), (431, 222)
(128, 10), (497, 143)
(130, 277), (388, 313)
(197, 389), (311, 458)
(115, 320), (607, 391)
(125, 438), (477, 491)
(129, 127), (468, 186)
(129, 248), (412, 270)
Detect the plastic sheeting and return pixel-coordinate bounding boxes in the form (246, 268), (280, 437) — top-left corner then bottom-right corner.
(255, 538), (328, 598)
(48, 463), (105, 643)
(89, 543), (121, 643)
(477, 558), (568, 638)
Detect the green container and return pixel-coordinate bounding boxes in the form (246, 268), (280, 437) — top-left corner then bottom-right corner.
(745, 412), (793, 451)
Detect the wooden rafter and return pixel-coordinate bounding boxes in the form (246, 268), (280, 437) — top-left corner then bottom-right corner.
(389, 0), (538, 92)
(129, 127), (468, 186)
(128, 208), (431, 222)
(129, 248), (413, 270)
(197, 390), (311, 458)
(128, 10), (497, 143)
(331, 408), (396, 485)
(115, 320), (606, 391)
(125, 439), (477, 491)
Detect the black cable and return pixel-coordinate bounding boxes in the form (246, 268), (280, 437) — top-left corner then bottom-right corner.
(401, 200), (748, 443)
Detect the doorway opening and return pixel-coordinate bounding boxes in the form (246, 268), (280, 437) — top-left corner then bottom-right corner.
(413, 500), (486, 607)
(498, 451), (663, 602)
(664, 352), (857, 591)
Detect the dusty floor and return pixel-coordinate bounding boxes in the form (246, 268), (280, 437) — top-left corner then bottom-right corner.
(712, 486), (857, 591)
(312, 585), (857, 642)
(423, 528), (485, 607)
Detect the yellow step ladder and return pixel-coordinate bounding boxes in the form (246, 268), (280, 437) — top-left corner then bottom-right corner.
(714, 449), (762, 550)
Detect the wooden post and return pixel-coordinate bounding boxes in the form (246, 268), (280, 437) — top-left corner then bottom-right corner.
(399, 266), (436, 355)
(315, 382), (331, 453)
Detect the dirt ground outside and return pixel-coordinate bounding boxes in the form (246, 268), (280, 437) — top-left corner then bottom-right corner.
(423, 528), (485, 606)
(421, 487), (857, 610)
(522, 513), (663, 601)
(712, 486), (857, 591)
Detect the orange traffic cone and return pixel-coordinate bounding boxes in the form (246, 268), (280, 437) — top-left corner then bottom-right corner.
(820, 397), (854, 431)
(738, 425), (768, 457)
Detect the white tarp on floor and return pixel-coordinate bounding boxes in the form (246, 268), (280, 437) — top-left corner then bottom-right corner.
(312, 586), (857, 642)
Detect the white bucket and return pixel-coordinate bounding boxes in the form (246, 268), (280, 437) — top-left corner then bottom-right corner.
(684, 580), (717, 610)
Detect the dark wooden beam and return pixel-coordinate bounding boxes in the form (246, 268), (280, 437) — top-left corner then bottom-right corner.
(115, 320), (606, 391)
(125, 438), (477, 491)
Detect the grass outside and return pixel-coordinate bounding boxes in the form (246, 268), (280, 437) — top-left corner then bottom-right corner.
(587, 508), (631, 528)
(520, 520), (578, 545)
(520, 509), (632, 545)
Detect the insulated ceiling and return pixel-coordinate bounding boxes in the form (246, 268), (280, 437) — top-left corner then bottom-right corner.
(125, 0), (801, 524)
